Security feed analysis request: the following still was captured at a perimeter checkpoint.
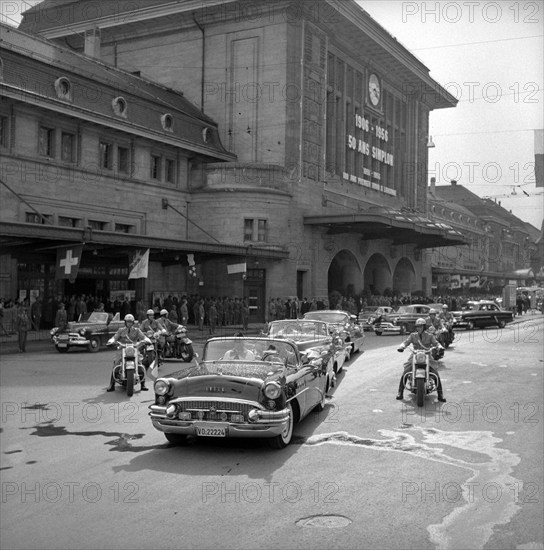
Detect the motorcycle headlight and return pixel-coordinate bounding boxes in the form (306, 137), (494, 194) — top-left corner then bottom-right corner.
(263, 381), (282, 400)
(154, 380), (171, 396)
(415, 351), (426, 363)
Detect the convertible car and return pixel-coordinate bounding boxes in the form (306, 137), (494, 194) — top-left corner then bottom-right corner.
(149, 336), (334, 449)
(266, 319), (348, 375)
(303, 310), (365, 358)
(50, 311), (125, 352)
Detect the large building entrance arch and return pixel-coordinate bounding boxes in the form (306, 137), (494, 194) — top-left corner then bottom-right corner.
(363, 253), (392, 294)
(328, 249), (362, 298)
(393, 257), (416, 294)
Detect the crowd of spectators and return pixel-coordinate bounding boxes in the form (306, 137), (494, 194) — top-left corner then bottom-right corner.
(1, 288), (541, 337)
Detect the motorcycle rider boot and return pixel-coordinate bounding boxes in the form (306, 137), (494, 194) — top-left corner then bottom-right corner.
(106, 374), (116, 392)
(437, 393), (446, 402)
(396, 391), (403, 400)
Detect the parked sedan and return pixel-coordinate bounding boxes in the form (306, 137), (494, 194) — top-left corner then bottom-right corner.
(303, 310), (365, 357)
(50, 311), (125, 352)
(149, 336), (333, 449)
(267, 319), (348, 375)
(456, 300), (514, 329)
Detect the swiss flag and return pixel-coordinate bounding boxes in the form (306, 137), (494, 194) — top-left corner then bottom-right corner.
(56, 245), (84, 282)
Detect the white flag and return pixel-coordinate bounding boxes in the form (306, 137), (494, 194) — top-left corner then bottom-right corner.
(227, 262), (247, 275)
(128, 249), (149, 279)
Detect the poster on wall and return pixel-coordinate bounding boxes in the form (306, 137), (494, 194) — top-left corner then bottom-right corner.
(18, 290), (27, 302)
(29, 290), (40, 303)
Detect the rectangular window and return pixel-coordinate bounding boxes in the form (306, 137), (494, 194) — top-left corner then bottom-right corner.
(244, 218), (267, 242)
(165, 158), (175, 183)
(39, 126), (55, 157)
(99, 141), (113, 169)
(26, 212), (52, 224)
(58, 216), (80, 228)
(244, 219), (254, 241)
(257, 219), (267, 242)
(115, 223), (132, 233)
(118, 146), (129, 174)
(150, 155), (161, 180)
(0, 116), (7, 147)
(61, 132), (75, 162)
(88, 220), (106, 230)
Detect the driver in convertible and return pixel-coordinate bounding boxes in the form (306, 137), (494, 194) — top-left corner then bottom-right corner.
(222, 338), (256, 360)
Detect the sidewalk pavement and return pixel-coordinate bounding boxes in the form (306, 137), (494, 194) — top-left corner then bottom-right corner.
(0, 324), (266, 355)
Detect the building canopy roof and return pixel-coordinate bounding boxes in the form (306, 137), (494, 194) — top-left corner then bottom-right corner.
(304, 206), (468, 248)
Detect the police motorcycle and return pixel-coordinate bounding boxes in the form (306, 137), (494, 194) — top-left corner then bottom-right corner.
(399, 344), (443, 407)
(142, 330), (162, 369)
(106, 337), (149, 396)
(174, 325), (194, 362)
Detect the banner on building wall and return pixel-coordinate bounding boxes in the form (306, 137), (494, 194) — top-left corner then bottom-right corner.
(227, 262), (247, 275)
(469, 276), (480, 288)
(535, 129), (543, 187)
(128, 249), (149, 279)
(56, 245), (84, 283)
(449, 275), (460, 289)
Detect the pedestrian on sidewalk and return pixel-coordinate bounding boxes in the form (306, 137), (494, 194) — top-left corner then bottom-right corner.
(0, 300), (9, 336)
(15, 306), (31, 352)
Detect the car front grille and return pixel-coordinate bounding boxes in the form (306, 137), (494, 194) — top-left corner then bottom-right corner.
(177, 400), (254, 422)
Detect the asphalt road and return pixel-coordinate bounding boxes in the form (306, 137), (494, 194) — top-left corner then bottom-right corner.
(1, 319), (543, 550)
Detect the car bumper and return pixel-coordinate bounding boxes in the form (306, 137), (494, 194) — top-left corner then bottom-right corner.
(374, 323), (401, 334)
(52, 335), (90, 347)
(149, 404), (291, 439)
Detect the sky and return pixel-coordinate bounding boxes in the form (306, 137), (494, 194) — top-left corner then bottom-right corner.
(1, 0), (543, 228)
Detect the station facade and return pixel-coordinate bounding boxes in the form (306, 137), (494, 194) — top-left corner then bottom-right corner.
(6, 0), (468, 320)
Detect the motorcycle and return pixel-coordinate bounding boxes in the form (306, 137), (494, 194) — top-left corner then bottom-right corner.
(107, 339), (148, 396)
(175, 325), (194, 362)
(400, 345), (443, 407)
(142, 331), (162, 370)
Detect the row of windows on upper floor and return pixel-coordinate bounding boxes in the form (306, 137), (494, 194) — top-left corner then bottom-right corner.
(0, 114), (179, 184)
(25, 212), (269, 243)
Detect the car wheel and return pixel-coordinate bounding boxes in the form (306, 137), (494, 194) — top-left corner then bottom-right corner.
(497, 319), (506, 329)
(165, 433), (188, 445)
(467, 320), (475, 330)
(269, 402), (294, 449)
(375, 331), (382, 336)
(56, 346), (68, 353)
(87, 337), (100, 353)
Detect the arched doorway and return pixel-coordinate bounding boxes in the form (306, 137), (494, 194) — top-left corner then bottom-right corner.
(393, 257), (416, 294)
(328, 250), (362, 299)
(363, 253), (392, 295)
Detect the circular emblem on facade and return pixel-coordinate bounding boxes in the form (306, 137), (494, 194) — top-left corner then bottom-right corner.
(368, 73), (381, 107)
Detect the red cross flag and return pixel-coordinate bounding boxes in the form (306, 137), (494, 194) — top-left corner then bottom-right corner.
(56, 245), (84, 282)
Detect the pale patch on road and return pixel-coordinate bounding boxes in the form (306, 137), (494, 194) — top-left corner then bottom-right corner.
(306, 427), (522, 550)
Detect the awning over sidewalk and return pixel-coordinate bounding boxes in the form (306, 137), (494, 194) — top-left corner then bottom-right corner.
(304, 207), (468, 248)
(0, 221), (288, 261)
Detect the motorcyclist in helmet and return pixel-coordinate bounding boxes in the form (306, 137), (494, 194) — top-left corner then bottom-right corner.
(396, 317), (446, 402)
(140, 309), (161, 335)
(425, 308), (444, 332)
(158, 308), (180, 333)
(106, 313), (150, 392)
(439, 304), (455, 338)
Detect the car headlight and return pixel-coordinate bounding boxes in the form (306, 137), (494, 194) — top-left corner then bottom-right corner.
(154, 380), (171, 396)
(263, 381), (282, 400)
(50, 328), (58, 336)
(79, 328), (86, 336)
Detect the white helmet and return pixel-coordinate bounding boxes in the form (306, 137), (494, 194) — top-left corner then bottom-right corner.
(442, 304), (448, 309)
(415, 318), (426, 327)
(124, 314), (135, 323)
(147, 309), (155, 316)
(160, 309), (168, 316)
(429, 309), (438, 315)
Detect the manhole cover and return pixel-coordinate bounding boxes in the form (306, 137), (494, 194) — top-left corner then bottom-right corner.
(295, 515), (352, 529)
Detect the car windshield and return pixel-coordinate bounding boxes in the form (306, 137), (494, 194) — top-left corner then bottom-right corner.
(268, 321), (328, 340)
(304, 311), (348, 323)
(395, 306), (409, 314)
(202, 338), (298, 368)
(78, 312), (108, 323)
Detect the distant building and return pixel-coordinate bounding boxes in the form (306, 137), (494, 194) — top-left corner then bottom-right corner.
(428, 179), (542, 293)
